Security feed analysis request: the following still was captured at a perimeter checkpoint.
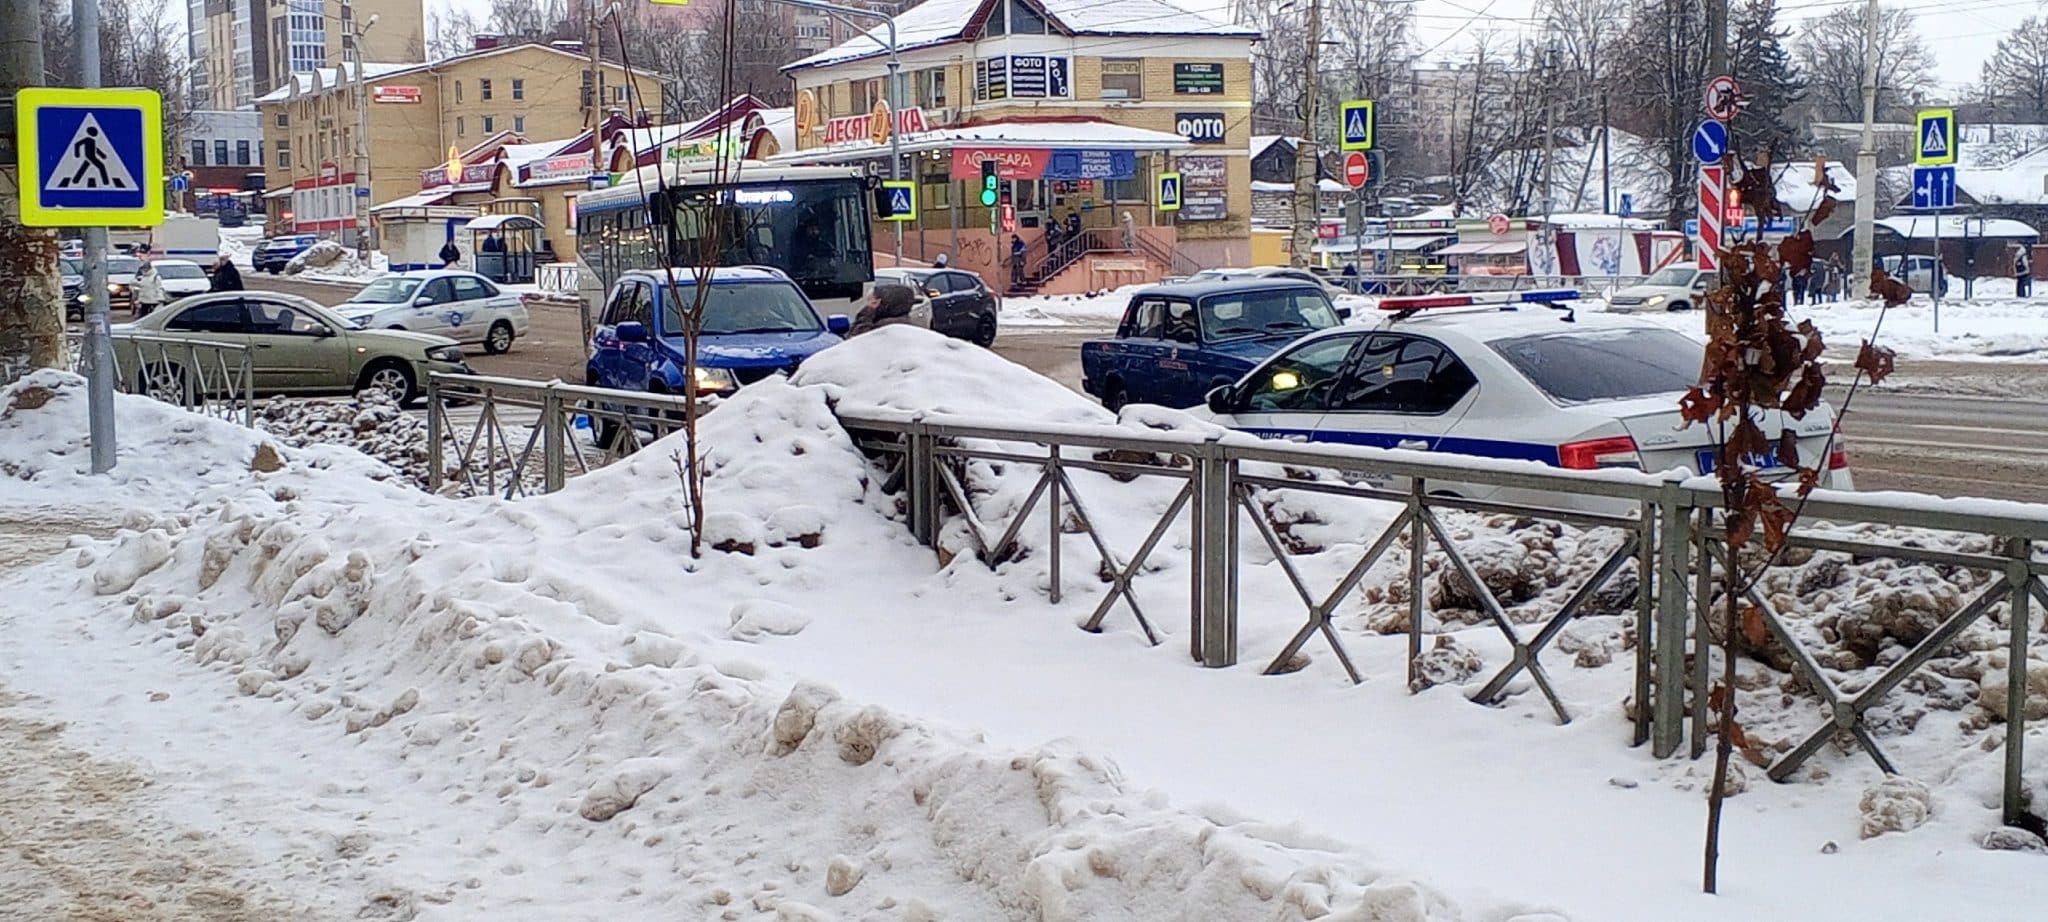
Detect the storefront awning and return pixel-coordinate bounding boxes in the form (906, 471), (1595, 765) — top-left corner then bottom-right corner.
(463, 214), (545, 231)
(1439, 241), (1527, 256)
(370, 189), (456, 213)
(261, 186), (293, 200)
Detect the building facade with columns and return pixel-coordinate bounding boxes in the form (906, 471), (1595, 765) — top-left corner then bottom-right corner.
(779, 0), (1257, 288)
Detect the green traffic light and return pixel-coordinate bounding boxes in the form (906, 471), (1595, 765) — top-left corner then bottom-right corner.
(980, 178), (997, 207)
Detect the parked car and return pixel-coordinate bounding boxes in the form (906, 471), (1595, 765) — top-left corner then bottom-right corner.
(874, 266), (1000, 346)
(587, 267), (849, 405)
(103, 255), (141, 312)
(60, 257), (84, 321)
(335, 270), (531, 354)
(1881, 254), (1949, 297)
(252, 235), (318, 274)
(150, 259), (213, 301)
(1605, 265), (1711, 312)
(113, 291), (470, 404)
(1080, 278), (1347, 411)
(1184, 265), (1350, 300)
(1191, 300), (1853, 510)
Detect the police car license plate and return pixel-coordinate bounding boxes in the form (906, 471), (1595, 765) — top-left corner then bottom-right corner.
(1696, 448), (1786, 474)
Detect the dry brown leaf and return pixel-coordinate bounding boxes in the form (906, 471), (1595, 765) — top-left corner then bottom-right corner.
(1855, 341), (1897, 384)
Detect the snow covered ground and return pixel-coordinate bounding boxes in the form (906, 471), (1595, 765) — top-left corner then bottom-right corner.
(1597, 282), (2048, 363)
(218, 225), (264, 269)
(1000, 286), (1144, 328)
(3, 330), (2046, 921)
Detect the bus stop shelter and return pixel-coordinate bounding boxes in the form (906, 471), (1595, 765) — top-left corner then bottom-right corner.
(465, 214), (546, 284)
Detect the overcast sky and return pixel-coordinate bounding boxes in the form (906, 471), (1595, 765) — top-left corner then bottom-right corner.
(175, 0), (2043, 95)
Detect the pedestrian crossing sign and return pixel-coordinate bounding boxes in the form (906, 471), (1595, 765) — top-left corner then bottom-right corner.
(880, 179), (917, 221)
(1157, 172), (1182, 212)
(15, 87), (164, 227)
(1340, 99), (1376, 151)
(1916, 108), (1957, 166)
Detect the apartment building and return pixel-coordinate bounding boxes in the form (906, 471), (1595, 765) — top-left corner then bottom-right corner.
(192, 0), (426, 110)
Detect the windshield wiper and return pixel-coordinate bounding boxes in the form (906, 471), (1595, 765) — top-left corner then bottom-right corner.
(719, 326), (807, 335)
(1210, 327), (1257, 337)
(1264, 320), (1312, 331)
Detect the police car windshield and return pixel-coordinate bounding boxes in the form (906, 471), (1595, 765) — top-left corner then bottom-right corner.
(1491, 327), (1703, 404)
(1201, 289), (1340, 338)
(663, 281), (822, 336)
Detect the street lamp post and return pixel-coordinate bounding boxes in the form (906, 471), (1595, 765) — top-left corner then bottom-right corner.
(351, 14), (379, 261)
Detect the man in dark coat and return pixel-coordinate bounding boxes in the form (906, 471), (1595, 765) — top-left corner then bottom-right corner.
(439, 240), (461, 268)
(208, 254), (243, 292)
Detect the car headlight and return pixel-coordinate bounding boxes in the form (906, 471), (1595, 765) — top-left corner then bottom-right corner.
(425, 345), (465, 363)
(691, 365), (738, 393)
(1644, 294), (1666, 305)
(109, 283), (129, 294)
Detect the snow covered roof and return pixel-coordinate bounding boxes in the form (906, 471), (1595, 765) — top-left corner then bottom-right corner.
(255, 63), (414, 103)
(1251, 179), (1351, 194)
(1869, 215), (2039, 240)
(1250, 135), (1302, 158)
(1542, 213), (1661, 230)
(784, 0), (1255, 71)
(1775, 160), (1857, 213)
(369, 189), (456, 213)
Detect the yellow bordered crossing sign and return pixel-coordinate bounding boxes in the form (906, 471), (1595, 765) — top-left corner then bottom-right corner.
(880, 179), (917, 221)
(1916, 108), (1957, 166)
(15, 87), (165, 227)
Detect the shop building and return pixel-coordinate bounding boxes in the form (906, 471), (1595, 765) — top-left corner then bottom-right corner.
(256, 41), (657, 240)
(778, 0), (1257, 291)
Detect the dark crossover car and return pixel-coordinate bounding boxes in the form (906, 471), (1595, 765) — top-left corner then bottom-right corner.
(1080, 278), (1348, 411)
(587, 266), (850, 398)
(875, 267), (1001, 346)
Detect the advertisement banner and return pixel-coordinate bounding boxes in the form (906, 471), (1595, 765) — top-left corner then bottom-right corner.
(525, 154), (593, 184)
(1042, 149), (1136, 180)
(950, 147), (1051, 180)
(1177, 155), (1228, 221)
(372, 86), (421, 104)
(1173, 62), (1225, 95)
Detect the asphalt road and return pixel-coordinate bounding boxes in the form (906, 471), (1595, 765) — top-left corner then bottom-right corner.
(245, 272), (2048, 503)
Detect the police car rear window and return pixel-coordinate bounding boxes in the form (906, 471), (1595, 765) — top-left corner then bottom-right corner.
(1490, 328), (1702, 404)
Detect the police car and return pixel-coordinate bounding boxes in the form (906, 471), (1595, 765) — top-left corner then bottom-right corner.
(335, 270), (531, 354)
(1192, 290), (1853, 505)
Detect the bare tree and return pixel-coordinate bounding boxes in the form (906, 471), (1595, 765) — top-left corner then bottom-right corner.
(427, 7), (485, 60)
(1443, 34), (1545, 213)
(1795, 5), (1935, 121)
(1607, 0), (1712, 227)
(1235, 0), (1307, 136)
(1976, 17), (2048, 122)
(40, 0), (192, 170)
(1541, 0), (1630, 127)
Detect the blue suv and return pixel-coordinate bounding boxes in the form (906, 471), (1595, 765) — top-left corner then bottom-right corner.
(588, 267), (851, 401)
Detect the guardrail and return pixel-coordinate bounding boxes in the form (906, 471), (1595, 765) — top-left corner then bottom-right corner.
(66, 331), (255, 426)
(423, 372), (699, 498)
(834, 407), (2048, 827)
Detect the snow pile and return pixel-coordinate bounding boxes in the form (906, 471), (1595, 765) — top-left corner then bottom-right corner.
(285, 240), (390, 281)
(20, 372), (1489, 920)
(217, 224), (264, 268)
(1000, 285), (1142, 327)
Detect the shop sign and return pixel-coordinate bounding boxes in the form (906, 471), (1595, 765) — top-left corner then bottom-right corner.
(950, 147), (1050, 180)
(1173, 63), (1225, 95)
(1178, 155), (1228, 221)
(822, 106), (929, 145)
(1043, 149), (1135, 181)
(421, 162), (495, 188)
(372, 86), (421, 104)
(1004, 56), (1070, 99)
(1175, 112), (1228, 145)
(525, 154), (594, 184)
(975, 57), (1009, 101)
(319, 160), (339, 183)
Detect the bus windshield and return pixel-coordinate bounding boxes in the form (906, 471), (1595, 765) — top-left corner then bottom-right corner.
(669, 180), (872, 305)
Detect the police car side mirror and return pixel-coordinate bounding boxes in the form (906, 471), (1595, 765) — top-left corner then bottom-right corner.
(1205, 385), (1234, 414)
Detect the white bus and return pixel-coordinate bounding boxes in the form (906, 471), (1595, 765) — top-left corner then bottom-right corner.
(574, 161), (876, 316)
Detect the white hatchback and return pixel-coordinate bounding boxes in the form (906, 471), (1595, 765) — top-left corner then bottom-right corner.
(1193, 300), (1853, 508)
(150, 259), (213, 299)
(336, 270), (531, 354)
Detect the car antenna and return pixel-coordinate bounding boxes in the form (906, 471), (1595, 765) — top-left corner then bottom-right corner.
(1535, 298), (1577, 323)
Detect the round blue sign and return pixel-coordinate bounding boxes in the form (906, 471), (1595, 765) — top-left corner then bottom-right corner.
(1692, 120), (1728, 165)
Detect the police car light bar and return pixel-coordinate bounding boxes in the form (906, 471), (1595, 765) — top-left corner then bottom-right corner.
(1378, 289), (1582, 311)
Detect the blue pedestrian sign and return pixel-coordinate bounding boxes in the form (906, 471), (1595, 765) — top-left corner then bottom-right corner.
(1618, 193), (1634, 218)
(1912, 166), (1956, 210)
(1157, 171), (1182, 212)
(1339, 99), (1376, 151)
(1691, 119), (1728, 164)
(880, 179), (917, 222)
(14, 87), (165, 227)
(1916, 108), (1957, 166)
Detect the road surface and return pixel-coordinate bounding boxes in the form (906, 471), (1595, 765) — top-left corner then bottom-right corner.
(242, 273), (2048, 503)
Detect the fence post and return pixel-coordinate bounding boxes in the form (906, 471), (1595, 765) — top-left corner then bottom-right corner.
(1191, 439), (1237, 668)
(426, 375), (445, 494)
(541, 384), (566, 494)
(239, 347), (254, 427)
(1653, 474), (1691, 759)
(906, 425), (936, 545)
(2003, 536), (2032, 827)
(1633, 499), (1657, 747)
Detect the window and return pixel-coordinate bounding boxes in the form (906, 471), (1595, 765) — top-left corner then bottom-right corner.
(190, 140), (206, 166)
(601, 281), (637, 325)
(1490, 328), (1703, 404)
(450, 276), (490, 301)
(514, 115), (525, 133)
(1200, 289), (1339, 339)
(914, 67), (947, 108)
(511, 78), (524, 100)
(417, 278), (456, 305)
(483, 115), (496, 133)
(614, 85), (627, 103)
(1124, 298), (1167, 339)
(456, 116), (466, 137)
(166, 299), (246, 333)
(1006, 0), (1048, 34)
(661, 281), (822, 336)
(246, 298), (331, 336)
(629, 283), (656, 329)
(275, 112), (287, 128)
(236, 140), (251, 165)
(1330, 335), (1476, 415)
(1101, 59), (1144, 100)
(214, 140), (229, 165)
(1242, 335), (1362, 413)
(455, 80), (463, 103)
(480, 78), (492, 100)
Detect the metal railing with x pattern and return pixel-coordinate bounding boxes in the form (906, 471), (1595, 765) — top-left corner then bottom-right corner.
(67, 331), (255, 426)
(424, 373), (701, 498)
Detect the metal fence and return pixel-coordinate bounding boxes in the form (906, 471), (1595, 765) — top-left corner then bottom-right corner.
(835, 407), (2048, 827)
(423, 372), (700, 498)
(65, 331), (255, 426)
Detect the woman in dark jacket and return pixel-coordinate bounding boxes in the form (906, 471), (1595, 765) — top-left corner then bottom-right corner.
(848, 284), (917, 336)
(208, 254), (244, 292)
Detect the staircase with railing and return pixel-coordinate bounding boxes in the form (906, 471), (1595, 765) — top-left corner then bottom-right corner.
(1012, 228), (1203, 294)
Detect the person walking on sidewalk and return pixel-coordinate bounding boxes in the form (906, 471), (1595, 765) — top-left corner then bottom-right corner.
(1009, 234), (1028, 293)
(2017, 246), (2032, 298)
(132, 259), (166, 317)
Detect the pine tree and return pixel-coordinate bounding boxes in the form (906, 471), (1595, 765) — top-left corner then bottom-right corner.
(1729, 0), (1806, 159)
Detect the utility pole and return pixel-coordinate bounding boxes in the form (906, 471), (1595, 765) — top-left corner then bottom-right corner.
(351, 15), (379, 261)
(1851, 0), (1880, 299)
(0, 0), (65, 381)
(1289, 0), (1323, 268)
(1539, 42), (1558, 281)
(76, 0), (116, 471)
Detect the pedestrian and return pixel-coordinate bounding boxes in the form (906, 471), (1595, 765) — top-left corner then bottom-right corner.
(208, 253), (243, 292)
(132, 258), (166, 317)
(1045, 219), (1064, 256)
(481, 231), (504, 253)
(2017, 246), (2032, 298)
(1010, 234), (1027, 292)
(1120, 211), (1138, 253)
(439, 239), (461, 269)
(1790, 265), (1810, 306)
(848, 283), (917, 336)
(932, 252), (949, 269)
(1066, 210), (1081, 241)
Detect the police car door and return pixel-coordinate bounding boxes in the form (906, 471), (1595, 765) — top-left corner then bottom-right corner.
(1321, 333), (1480, 452)
(1226, 332), (1367, 442)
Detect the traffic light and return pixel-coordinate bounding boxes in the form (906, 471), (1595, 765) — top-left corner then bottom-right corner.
(980, 160), (998, 207)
